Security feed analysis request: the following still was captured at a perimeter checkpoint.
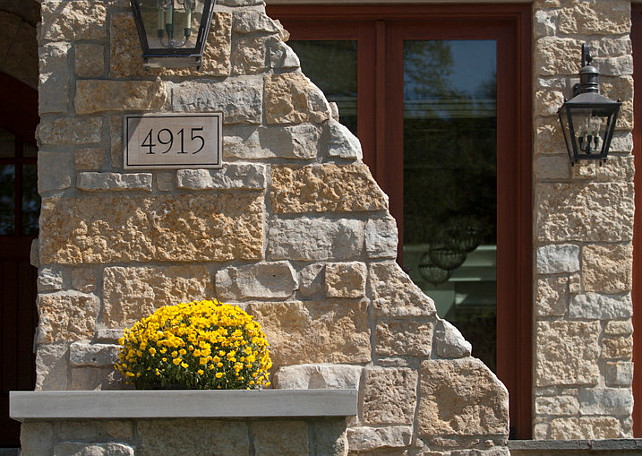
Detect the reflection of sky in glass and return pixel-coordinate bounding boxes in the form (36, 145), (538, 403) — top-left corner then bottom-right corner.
(448, 40), (496, 97)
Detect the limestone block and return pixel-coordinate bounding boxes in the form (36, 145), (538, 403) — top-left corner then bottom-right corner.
(71, 267), (98, 293)
(535, 37), (581, 77)
(535, 154), (570, 180)
(75, 43), (105, 78)
(268, 40), (300, 70)
(549, 417), (621, 440)
(534, 9), (558, 37)
(582, 244), (632, 293)
(558, 0), (630, 36)
(417, 358), (509, 437)
(110, 115), (123, 170)
(223, 124), (320, 160)
(35, 343), (69, 391)
(535, 396), (580, 416)
(54, 442), (134, 456)
(20, 422), (53, 456)
(274, 363), (362, 389)
(604, 320), (633, 335)
(77, 172), (153, 192)
(156, 172), (174, 192)
(376, 319), (433, 357)
(232, 35), (267, 75)
(172, 77), (262, 124)
(39, 193), (264, 264)
(102, 265), (213, 327)
(325, 262), (366, 298)
(369, 262), (436, 317)
(535, 321), (600, 387)
(37, 292), (99, 343)
(536, 276), (567, 317)
(593, 155), (635, 181)
(75, 80), (167, 115)
(110, 13), (231, 78)
(536, 244), (579, 274)
(253, 420), (309, 456)
(534, 89), (565, 118)
(568, 293), (632, 319)
(365, 216), (398, 259)
(176, 164), (266, 190)
(534, 118), (564, 155)
(298, 263), (325, 297)
(39, 42), (70, 114)
(70, 342), (119, 367)
(57, 420), (133, 442)
(38, 151), (72, 192)
(605, 362), (633, 386)
(215, 261), (298, 300)
(137, 420), (249, 456)
(233, 11), (281, 33)
(267, 217), (363, 261)
(327, 119), (363, 160)
(38, 117), (102, 145)
(347, 426), (412, 451)
(601, 337), (633, 359)
(271, 164), (387, 213)
(363, 368), (418, 425)
(594, 56), (633, 77)
(248, 300), (371, 368)
(95, 329), (125, 344)
(41, 1), (106, 41)
(536, 183), (634, 242)
(432, 319), (472, 359)
(74, 148), (105, 171)
(38, 266), (64, 292)
(70, 366), (124, 391)
(264, 73), (331, 124)
(313, 420), (349, 456)
(578, 388), (633, 416)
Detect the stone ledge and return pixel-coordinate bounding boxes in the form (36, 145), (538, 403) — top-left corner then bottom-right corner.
(10, 389), (357, 421)
(509, 439), (642, 453)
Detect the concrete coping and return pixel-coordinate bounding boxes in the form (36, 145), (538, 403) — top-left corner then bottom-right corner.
(10, 389), (358, 422)
(509, 439), (642, 452)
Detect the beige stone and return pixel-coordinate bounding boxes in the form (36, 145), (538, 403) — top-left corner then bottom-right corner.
(75, 43), (105, 78)
(137, 420), (249, 456)
(70, 366), (124, 391)
(604, 320), (633, 336)
(347, 426), (412, 452)
(536, 276), (567, 317)
(38, 117), (102, 145)
(369, 262), (436, 317)
(535, 396), (580, 416)
(232, 35), (267, 75)
(37, 292), (99, 343)
(417, 358), (509, 437)
(215, 261), (297, 300)
(71, 267), (98, 293)
(35, 343), (69, 391)
(110, 115), (123, 170)
(74, 148), (105, 171)
(535, 321), (600, 386)
(264, 73), (330, 124)
(325, 262), (367, 298)
(582, 244), (632, 293)
(549, 417), (622, 440)
(253, 420), (309, 456)
(601, 337), (633, 359)
(376, 319), (433, 357)
(102, 265), (213, 327)
(534, 117), (564, 155)
(39, 194), (264, 265)
(75, 80), (166, 115)
(535, 37), (581, 77)
(363, 368), (418, 425)
(536, 183), (634, 242)
(248, 300), (371, 369)
(41, 1), (106, 41)
(558, 1), (630, 36)
(271, 164), (387, 213)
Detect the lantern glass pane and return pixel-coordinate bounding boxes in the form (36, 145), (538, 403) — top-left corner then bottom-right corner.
(571, 107), (609, 157)
(136, 0), (204, 51)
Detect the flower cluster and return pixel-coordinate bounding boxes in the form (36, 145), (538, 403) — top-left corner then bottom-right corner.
(115, 299), (271, 390)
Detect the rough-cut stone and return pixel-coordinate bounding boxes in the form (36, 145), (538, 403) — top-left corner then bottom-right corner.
(605, 361), (633, 386)
(232, 35), (267, 75)
(35, 343), (69, 391)
(38, 117), (102, 145)
(582, 244), (632, 293)
(54, 442), (134, 456)
(325, 262), (366, 298)
(57, 420), (133, 442)
(70, 342), (119, 367)
(216, 262), (298, 300)
(110, 115), (123, 170)
(578, 388), (633, 416)
(74, 148), (105, 171)
(264, 73), (330, 124)
(313, 419), (349, 456)
(274, 363), (362, 390)
(248, 300), (371, 368)
(137, 420), (249, 456)
(535, 396), (580, 416)
(601, 337), (633, 359)
(37, 292), (99, 343)
(223, 124), (320, 160)
(176, 164), (266, 190)
(558, 1), (630, 36)
(39, 42), (70, 114)
(102, 265), (213, 327)
(70, 366), (124, 391)
(536, 244), (580, 274)
(75, 43), (105, 78)
(417, 358), (509, 437)
(38, 151), (72, 192)
(536, 183), (634, 242)
(41, 1), (106, 41)
(568, 293), (632, 319)
(268, 40), (300, 70)
(347, 426), (412, 451)
(172, 77), (262, 124)
(536, 154), (570, 180)
(549, 417), (621, 440)
(71, 267), (98, 293)
(271, 164), (387, 213)
(365, 216), (398, 259)
(432, 319), (472, 359)
(156, 173), (174, 192)
(95, 329), (125, 344)
(20, 422), (53, 456)
(534, 9), (558, 37)
(327, 119), (362, 160)
(535, 321), (600, 386)
(253, 420), (309, 456)
(39, 194), (264, 264)
(298, 263), (325, 298)
(268, 217), (363, 261)
(369, 262), (436, 317)
(536, 276), (567, 317)
(604, 320), (633, 335)
(363, 368), (418, 425)
(77, 172), (153, 192)
(38, 267), (64, 292)
(233, 11), (282, 34)
(376, 319), (433, 357)
(75, 80), (167, 114)
(535, 37), (581, 77)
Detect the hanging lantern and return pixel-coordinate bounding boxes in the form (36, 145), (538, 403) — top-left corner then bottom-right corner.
(418, 253), (452, 286)
(429, 243), (467, 271)
(130, 0), (215, 69)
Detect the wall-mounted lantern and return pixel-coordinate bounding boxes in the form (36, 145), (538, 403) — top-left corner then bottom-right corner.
(130, 0), (215, 69)
(558, 44), (621, 165)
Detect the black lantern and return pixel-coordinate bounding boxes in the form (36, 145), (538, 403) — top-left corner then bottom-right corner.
(130, 0), (215, 69)
(558, 44), (621, 165)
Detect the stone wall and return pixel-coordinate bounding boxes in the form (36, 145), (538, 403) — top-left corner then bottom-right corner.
(29, 0), (509, 455)
(533, 0), (634, 440)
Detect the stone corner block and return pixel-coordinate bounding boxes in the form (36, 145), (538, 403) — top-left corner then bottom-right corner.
(432, 319), (472, 359)
(365, 216), (398, 259)
(326, 119), (363, 160)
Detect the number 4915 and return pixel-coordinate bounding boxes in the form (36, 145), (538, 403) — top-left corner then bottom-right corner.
(141, 127), (205, 155)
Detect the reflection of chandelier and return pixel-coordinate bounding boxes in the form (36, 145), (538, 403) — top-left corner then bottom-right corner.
(444, 217), (484, 253)
(418, 253), (452, 286)
(429, 243), (467, 270)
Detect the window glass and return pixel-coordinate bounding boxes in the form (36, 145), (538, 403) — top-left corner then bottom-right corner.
(22, 164), (39, 235)
(0, 165), (15, 235)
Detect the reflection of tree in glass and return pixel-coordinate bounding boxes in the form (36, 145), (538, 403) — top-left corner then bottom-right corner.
(404, 40), (458, 102)
(0, 165), (15, 235)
